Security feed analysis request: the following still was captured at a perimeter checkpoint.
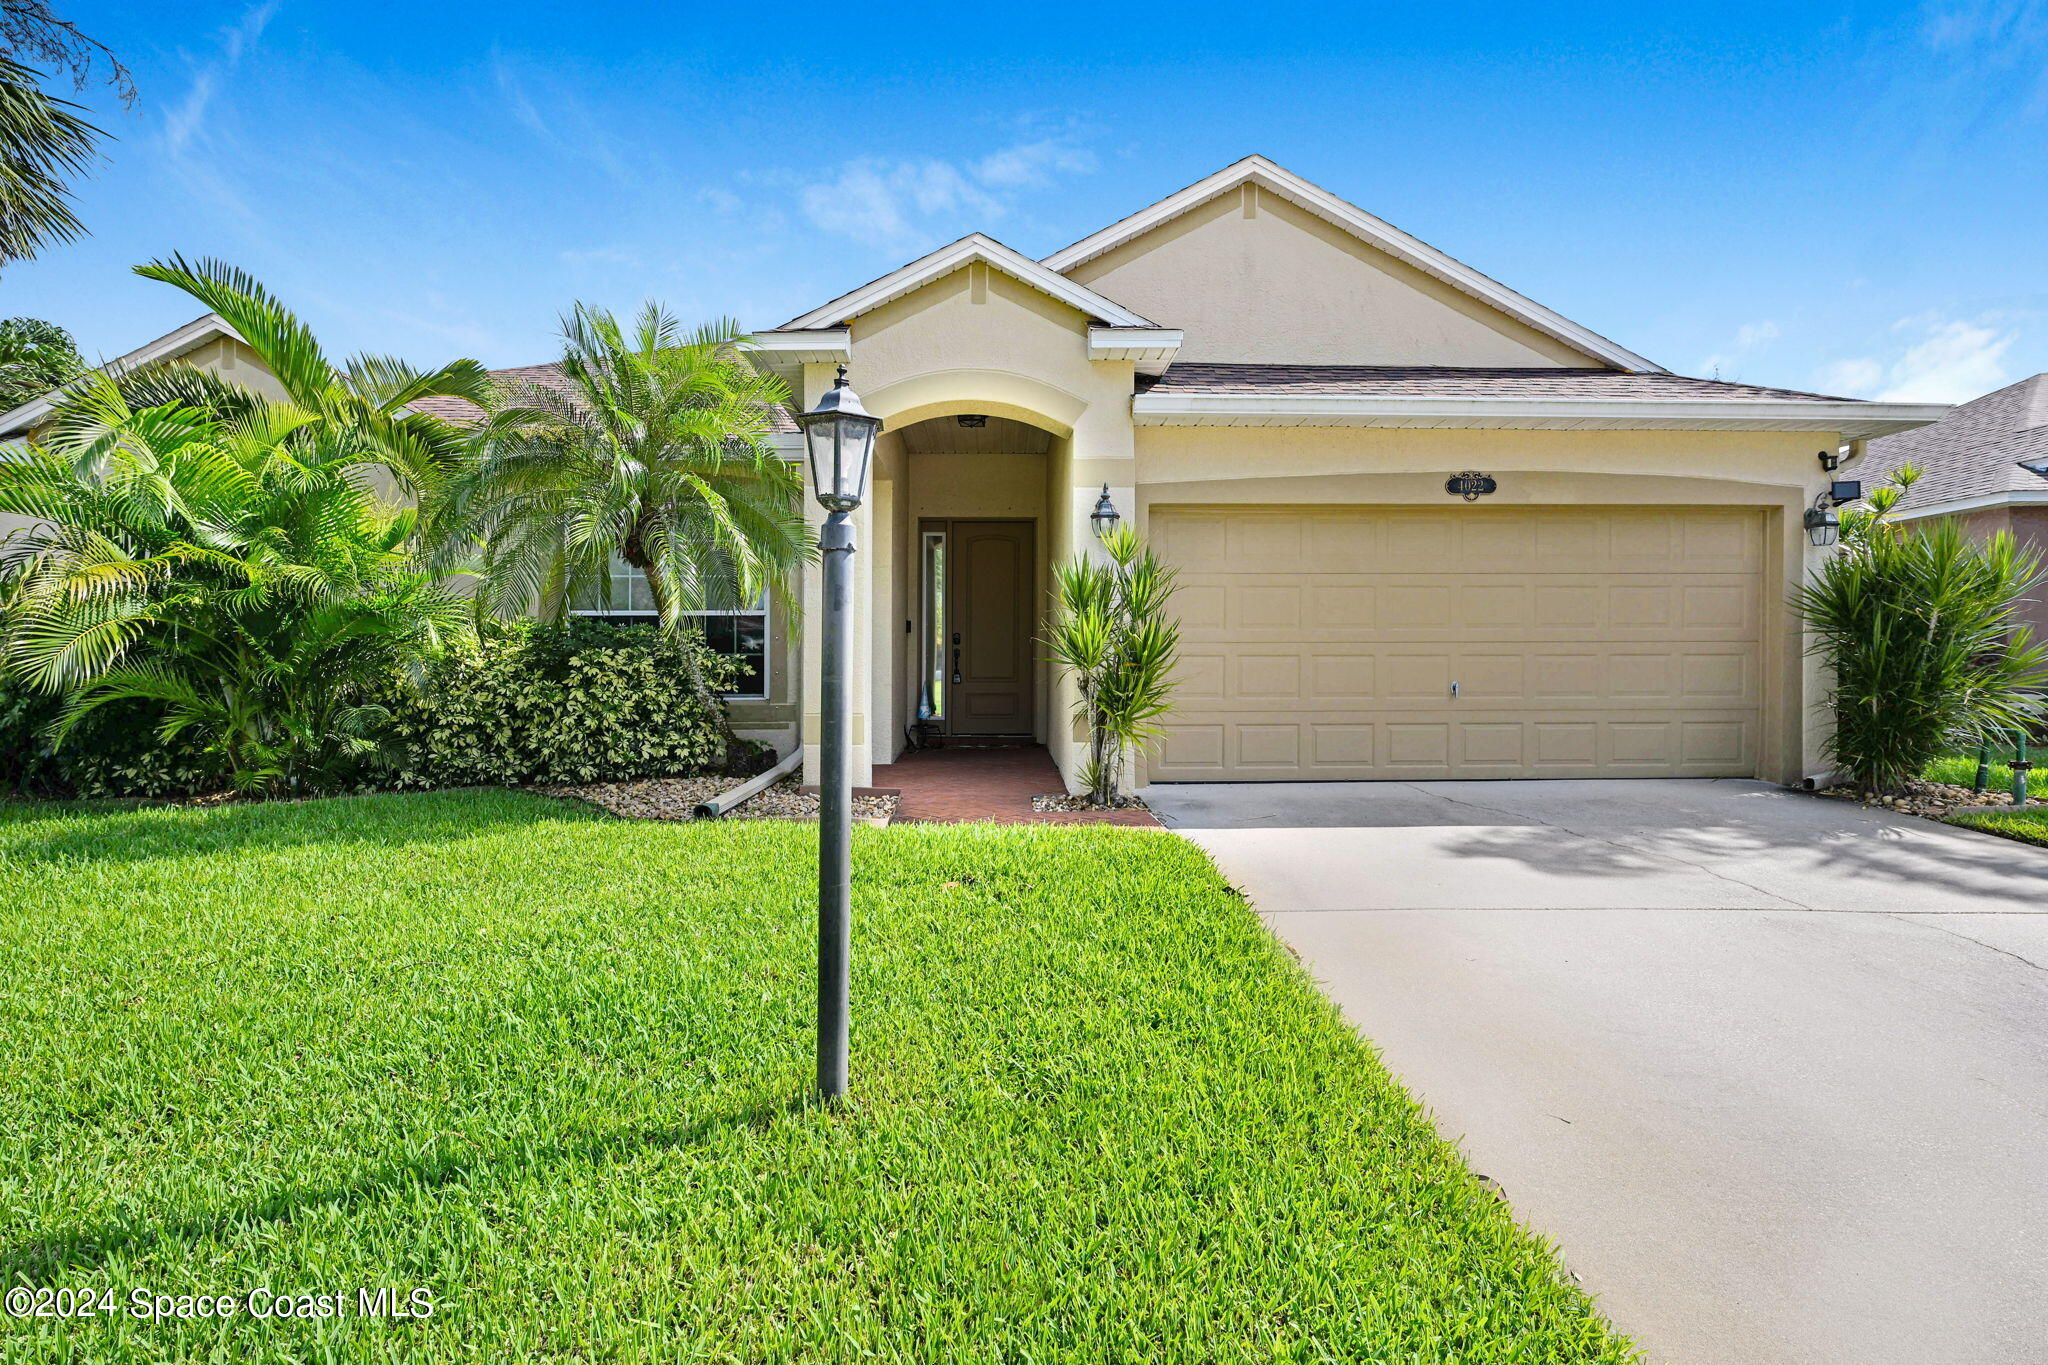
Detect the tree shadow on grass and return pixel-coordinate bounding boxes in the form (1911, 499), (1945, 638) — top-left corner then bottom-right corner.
(0, 789), (612, 871)
(0, 1093), (810, 1281)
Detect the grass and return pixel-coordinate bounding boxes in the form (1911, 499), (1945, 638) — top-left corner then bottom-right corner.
(1921, 749), (2036, 797)
(0, 791), (1636, 1363)
(1946, 806), (2048, 847)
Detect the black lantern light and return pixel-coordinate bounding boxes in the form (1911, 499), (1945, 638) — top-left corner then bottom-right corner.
(797, 365), (881, 513)
(1090, 484), (1121, 539)
(1805, 502), (1840, 547)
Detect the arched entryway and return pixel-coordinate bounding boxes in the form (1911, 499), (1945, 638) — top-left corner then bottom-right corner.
(886, 409), (1061, 749)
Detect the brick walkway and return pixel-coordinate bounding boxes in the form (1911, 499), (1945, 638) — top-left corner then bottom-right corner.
(873, 743), (1159, 826)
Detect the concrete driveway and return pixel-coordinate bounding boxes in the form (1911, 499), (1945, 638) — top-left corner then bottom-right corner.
(1143, 778), (2048, 1365)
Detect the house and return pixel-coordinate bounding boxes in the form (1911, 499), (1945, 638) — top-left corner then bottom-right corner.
(1852, 373), (2048, 639)
(1, 156), (1947, 791)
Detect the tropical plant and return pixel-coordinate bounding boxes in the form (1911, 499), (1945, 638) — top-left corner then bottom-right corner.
(117, 255), (495, 498)
(379, 617), (742, 788)
(0, 53), (95, 269)
(0, 313), (80, 408)
(1045, 524), (1182, 805)
(1795, 464), (2048, 793)
(0, 374), (472, 795)
(439, 304), (810, 748)
(0, 670), (211, 797)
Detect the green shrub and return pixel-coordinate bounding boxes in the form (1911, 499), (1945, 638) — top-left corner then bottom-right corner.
(1795, 468), (2048, 793)
(0, 675), (214, 799)
(382, 618), (743, 788)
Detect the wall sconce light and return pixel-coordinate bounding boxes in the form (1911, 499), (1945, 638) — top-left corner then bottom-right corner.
(1805, 500), (1840, 547)
(1090, 484), (1122, 539)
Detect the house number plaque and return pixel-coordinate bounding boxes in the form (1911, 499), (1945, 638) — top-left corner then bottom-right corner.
(1445, 471), (1498, 501)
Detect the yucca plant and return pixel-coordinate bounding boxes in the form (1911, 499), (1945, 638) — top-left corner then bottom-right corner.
(1045, 525), (1182, 805)
(0, 375), (471, 796)
(1795, 464), (2048, 793)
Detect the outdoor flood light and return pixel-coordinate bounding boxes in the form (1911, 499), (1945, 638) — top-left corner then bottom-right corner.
(798, 364), (880, 513)
(1091, 484), (1121, 539)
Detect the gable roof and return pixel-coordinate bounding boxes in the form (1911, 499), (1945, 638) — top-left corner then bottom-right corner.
(1858, 373), (2048, 515)
(1040, 155), (1663, 375)
(1133, 363), (1946, 437)
(0, 313), (244, 438)
(773, 232), (1163, 332)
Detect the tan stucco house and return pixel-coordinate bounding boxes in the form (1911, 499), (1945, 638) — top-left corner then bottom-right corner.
(1, 156), (1948, 791)
(1853, 373), (2048, 640)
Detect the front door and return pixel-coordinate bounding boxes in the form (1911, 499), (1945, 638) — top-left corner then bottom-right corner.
(946, 519), (1035, 735)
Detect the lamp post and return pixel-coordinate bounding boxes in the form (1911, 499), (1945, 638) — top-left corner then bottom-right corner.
(795, 364), (880, 1102)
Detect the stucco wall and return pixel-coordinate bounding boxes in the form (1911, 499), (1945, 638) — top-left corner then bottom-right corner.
(1065, 188), (1598, 368)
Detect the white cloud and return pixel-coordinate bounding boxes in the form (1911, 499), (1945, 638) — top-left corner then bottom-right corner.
(493, 59), (555, 147)
(164, 0), (279, 155)
(1815, 357), (1885, 394)
(1699, 319), (1780, 379)
(975, 137), (1097, 188)
(1734, 320), (1781, 349)
(794, 134), (1098, 247)
(699, 186), (743, 214)
(559, 246), (641, 269)
(799, 158), (1003, 246)
(1814, 312), (2020, 402)
(492, 55), (630, 184)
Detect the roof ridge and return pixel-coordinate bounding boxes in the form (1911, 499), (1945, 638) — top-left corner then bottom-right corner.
(2022, 373), (2048, 431)
(1036, 156), (1663, 374)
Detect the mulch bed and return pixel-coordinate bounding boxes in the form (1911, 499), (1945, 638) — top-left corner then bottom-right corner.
(1029, 792), (1151, 814)
(539, 774), (897, 825)
(1816, 778), (2034, 819)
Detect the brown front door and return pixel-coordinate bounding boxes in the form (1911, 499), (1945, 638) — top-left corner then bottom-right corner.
(947, 519), (1035, 735)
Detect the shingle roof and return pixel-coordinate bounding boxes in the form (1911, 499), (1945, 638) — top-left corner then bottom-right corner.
(406, 362), (800, 433)
(1135, 363), (1861, 403)
(1856, 374), (2048, 511)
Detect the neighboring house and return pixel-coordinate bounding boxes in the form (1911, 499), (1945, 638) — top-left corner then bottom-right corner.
(1853, 373), (2048, 639)
(0, 313), (287, 546)
(0, 156), (1948, 789)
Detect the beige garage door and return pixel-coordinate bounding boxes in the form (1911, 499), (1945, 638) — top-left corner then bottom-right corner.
(1151, 506), (1765, 781)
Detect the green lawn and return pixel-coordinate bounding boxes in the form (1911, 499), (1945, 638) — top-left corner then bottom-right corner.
(1947, 806), (2048, 847)
(0, 792), (1635, 1363)
(1922, 749), (2036, 797)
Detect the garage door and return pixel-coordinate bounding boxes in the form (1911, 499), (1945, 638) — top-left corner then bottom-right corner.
(1150, 506), (1764, 781)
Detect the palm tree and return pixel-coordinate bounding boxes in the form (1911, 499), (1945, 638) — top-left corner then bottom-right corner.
(108, 254), (498, 499)
(0, 55), (96, 270)
(442, 304), (810, 745)
(0, 374), (471, 795)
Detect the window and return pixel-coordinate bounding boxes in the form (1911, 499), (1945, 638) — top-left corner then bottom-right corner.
(570, 562), (769, 699)
(920, 529), (947, 720)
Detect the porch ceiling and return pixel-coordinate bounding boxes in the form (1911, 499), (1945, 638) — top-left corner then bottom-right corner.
(896, 414), (1054, 455)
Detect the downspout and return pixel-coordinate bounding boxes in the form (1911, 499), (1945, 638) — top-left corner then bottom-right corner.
(693, 737), (804, 818)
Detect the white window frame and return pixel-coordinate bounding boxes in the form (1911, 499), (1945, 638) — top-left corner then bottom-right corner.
(569, 563), (771, 701)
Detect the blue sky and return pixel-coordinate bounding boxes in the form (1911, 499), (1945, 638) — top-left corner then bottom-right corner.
(6, 1), (2047, 401)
